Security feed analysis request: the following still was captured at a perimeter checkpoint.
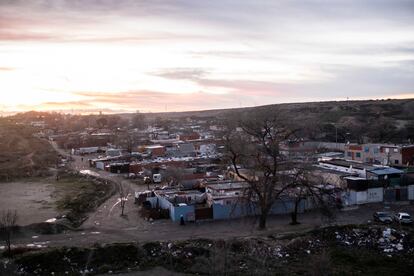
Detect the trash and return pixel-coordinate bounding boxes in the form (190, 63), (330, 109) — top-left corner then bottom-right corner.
(383, 228), (391, 238)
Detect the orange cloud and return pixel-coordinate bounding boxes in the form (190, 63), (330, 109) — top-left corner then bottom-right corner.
(73, 90), (241, 112)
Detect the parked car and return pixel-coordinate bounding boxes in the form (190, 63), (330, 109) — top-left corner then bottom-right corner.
(373, 212), (393, 224)
(394, 212), (413, 225)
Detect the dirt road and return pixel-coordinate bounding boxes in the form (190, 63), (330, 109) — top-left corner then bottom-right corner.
(10, 201), (414, 251)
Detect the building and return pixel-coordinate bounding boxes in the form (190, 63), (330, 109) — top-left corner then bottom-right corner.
(142, 180), (307, 222)
(344, 143), (414, 166)
(145, 145), (166, 157)
(178, 132), (201, 141)
(318, 158), (414, 204)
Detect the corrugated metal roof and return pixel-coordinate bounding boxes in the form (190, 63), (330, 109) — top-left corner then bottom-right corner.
(368, 167), (403, 175)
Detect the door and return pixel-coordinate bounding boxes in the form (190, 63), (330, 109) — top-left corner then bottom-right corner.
(396, 189), (401, 201)
(195, 207), (213, 220)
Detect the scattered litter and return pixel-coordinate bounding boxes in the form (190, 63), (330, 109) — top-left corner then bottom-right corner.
(334, 226), (410, 255)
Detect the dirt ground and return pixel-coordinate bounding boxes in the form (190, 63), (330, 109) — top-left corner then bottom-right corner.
(100, 267), (190, 276)
(0, 179), (58, 225)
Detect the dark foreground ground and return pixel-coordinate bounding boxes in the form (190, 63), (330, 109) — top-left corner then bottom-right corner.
(2, 224), (414, 275)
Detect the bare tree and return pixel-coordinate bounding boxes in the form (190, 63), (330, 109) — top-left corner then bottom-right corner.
(117, 182), (131, 217)
(225, 112), (299, 229)
(0, 210), (18, 257)
(287, 166), (334, 225)
(164, 167), (183, 187)
(131, 112), (147, 130)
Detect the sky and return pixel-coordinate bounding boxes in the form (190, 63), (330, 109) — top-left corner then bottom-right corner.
(0, 0), (414, 114)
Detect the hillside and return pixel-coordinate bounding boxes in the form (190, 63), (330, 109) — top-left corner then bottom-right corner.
(8, 98), (414, 144)
(0, 121), (57, 181)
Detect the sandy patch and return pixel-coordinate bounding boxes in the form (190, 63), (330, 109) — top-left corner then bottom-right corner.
(0, 180), (59, 225)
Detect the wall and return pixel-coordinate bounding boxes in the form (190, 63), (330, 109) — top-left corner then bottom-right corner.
(270, 199), (305, 215)
(96, 161), (105, 170)
(212, 203), (255, 220)
(367, 187), (383, 203)
(408, 185), (414, 200)
(402, 147), (414, 166)
(211, 199), (304, 220)
(303, 141), (346, 151)
(170, 205), (195, 222)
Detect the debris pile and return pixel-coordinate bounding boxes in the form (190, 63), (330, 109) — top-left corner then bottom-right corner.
(333, 226), (413, 255)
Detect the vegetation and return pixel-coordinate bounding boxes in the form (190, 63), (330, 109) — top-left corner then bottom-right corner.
(7, 98), (414, 144)
(0, 209), (18, 257)
(54, 173), (116, 227)
(0, 122), (57, 181)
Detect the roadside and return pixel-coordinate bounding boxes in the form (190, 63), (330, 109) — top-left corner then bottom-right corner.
(8, 202), (414, 251)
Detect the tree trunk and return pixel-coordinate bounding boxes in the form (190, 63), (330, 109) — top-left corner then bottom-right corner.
(6, 231), (11, 257)
(258, 209), (269, 230)
(121, 201), (125, 216)
(290, 199), (300, 225)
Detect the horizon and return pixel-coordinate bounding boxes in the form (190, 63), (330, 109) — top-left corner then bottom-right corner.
(1, 0), (414, 113)
(2, 97), (413, 117)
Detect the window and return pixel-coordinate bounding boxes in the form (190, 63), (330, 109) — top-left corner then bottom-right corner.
(395, 160), (399, 164)
(374, 148), (379, 154)
(364, 146), (369, 153)
(356, 152), (361, 158)
(347, 152), (352, 157)
(394, 148), (398, 153)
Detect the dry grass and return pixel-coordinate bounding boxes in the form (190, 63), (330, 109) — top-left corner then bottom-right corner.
(0, 122), (57, 181)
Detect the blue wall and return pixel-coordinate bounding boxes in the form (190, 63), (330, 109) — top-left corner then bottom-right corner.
(213, 202), (258, 220)
(212, 199), (304, 220)
(170, 205), (195, 222)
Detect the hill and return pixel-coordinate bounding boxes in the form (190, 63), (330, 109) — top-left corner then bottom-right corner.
(0, 120), (57, 181)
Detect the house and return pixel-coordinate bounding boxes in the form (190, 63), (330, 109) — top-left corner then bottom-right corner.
(106, 148), (122, 157)
(140, 179), (307, 222)
(318, 158), (410, 204)
(344, 143), (414, 166)
(146, 189), (207, 222)
(341, 177), (384, 205)
(179, 132), (200, 141)
(145, 145), (166, 157)
(176, 143), (196, 157)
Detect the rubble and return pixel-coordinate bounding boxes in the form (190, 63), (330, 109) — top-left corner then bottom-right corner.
(7, 225), (414, 275)
(333, 226), (413, 255)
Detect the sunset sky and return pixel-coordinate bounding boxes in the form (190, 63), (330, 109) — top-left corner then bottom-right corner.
(1, 0), (414, 113)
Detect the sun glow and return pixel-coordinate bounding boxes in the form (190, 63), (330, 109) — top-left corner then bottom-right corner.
(1, 1), (413, 113)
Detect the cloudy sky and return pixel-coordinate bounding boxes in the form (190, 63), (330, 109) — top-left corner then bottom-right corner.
(1, 0), (413, 113)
